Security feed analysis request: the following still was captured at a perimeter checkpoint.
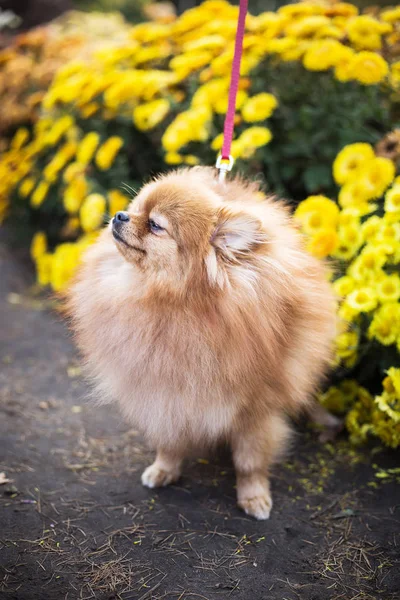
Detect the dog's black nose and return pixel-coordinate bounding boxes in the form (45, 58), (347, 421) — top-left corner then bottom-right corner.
(115, 211), (130, 223)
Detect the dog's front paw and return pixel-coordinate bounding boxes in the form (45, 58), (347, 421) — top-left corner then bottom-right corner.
(238, 494), (273, 520)
(141, 463), (180, 489)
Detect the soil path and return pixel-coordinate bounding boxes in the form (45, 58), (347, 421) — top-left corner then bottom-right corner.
(0, 233), (399, 600)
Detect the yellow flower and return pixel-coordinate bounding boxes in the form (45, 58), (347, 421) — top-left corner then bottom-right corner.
(376, 274), (400, 304)
(376, 220), (400, 245)
(338, 300), (358, 323)
(214, 89), (248, 115)
(337, 223), (363, 253)
(211, 133), (224, 151)
(348, 52), (389, 85)
(347, 287), (378, 313)
(108, 190), (129, 216)
(50, 243), (81, 292)
(36, 253), (53, 287)
(64, 178), (88, 214)
(306, 228), (338, 258)
(368, 303), (400, 345)
(335, 330), (358, 362)
(133, 99), (170, 131)
(170, 51), (213, 78)
(383, 367), (400, 398)
(237, 126), (272, 152)
(350, 246), (387, 281)
(77, 132), (100, 165)
(95, 137), (124, 171)
(333, 143), (375, 186)
(63, 162), (85, 184)
(390, 61), (400, 89)
(347, 16), (386, 51)
(31, 181), (49, 208)
(45, 116), (75, 146)
(285, 16), (331, 39)
(319, 386), (347, 414)
(80, 102), (100, 119)
(30, 232), (47, 261)
(80, 193), (106, 232)
(295, 195), (340, 234)
(358, 157), (395, 198)
(11, 128), (29, 150)
(303, 39), (348, 71)
(334, 46), (356, 82)
(381, 7), (400, 24)
(19, 177), (36, 198)
(361, 215), (382, 243)
(385, 183), (400, 214)
(184, 155), (200, 165)
(165, 152), (184, 164)
(241, 93), (278, 122)
(333, 275), (356, 298)
(192, 78), (230, 109)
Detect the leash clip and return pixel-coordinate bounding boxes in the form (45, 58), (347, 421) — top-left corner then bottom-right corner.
(216, 155), (234, 183)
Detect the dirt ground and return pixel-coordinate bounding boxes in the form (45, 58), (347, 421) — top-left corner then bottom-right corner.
(0, 231), (399, 600)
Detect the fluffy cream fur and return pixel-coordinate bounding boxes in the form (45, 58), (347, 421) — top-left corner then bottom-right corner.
(66, 167), (337, 520)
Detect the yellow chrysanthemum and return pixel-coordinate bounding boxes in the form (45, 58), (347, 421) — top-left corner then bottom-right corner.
(333, 143), (375, 186)
(338, 181), (375, 211)
(350, 246), (387, 281)
(11, 128), (29, 150)
(303, 39), (348, 71)
(19, 177), (36, 198)
(376, 274), (400, 304)
(36, 253), (53, 287)
(80, 193), (106, 232)
(165, 152), (184, 164)
(347, 16), (386, 51)
(335, 330), (358, 361)
(358, 157), (395, 198)
(361, 216), (382, 243)
(347, 287), (378, 313)
(334, 46), (356, 82)
(383, 367), (400, 399)
(348, 52), (389, 85)
(368, 303), (400, 346)
(214, 89), (248, 115)
(31, 181), (49, 208)
(241, 93), (278, 123)
(333, 275), (356, 298)
(64, 178), (88, 215)
(76, 132), (100, 165)
(133, 99), (170, 131)
(306, 228), (338, 258)
(237, 126), (272, 152)
(337, 223), (363, 253)
(294, 195), (339, 234)
(95, 137), (124, 171)
(30, 231), (47, 261)
(385, 183), (400, 214)
(108, 190), (129, 216)
(381, 7), (400, 24)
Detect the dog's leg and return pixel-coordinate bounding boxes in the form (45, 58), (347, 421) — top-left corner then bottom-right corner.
(141, 449), (183, 489)
(231, 413), (291, 520)
(307, 401), (344, 443)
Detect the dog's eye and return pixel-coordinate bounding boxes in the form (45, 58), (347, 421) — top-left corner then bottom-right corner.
(148, 219), (164, 234)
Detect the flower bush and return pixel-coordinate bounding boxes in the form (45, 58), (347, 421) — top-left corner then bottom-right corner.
(0, 0), (400, 446)
(0, 11), (132, 144)
(294, 141), (400, 448)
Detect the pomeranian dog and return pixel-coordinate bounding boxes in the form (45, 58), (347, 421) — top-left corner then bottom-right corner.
(66, 167), (338, 520)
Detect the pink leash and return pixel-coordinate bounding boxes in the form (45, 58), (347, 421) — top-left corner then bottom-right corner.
(216, 0), (248, 182)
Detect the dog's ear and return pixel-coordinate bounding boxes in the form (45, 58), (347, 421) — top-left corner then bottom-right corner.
(210, 207), (265, 260)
